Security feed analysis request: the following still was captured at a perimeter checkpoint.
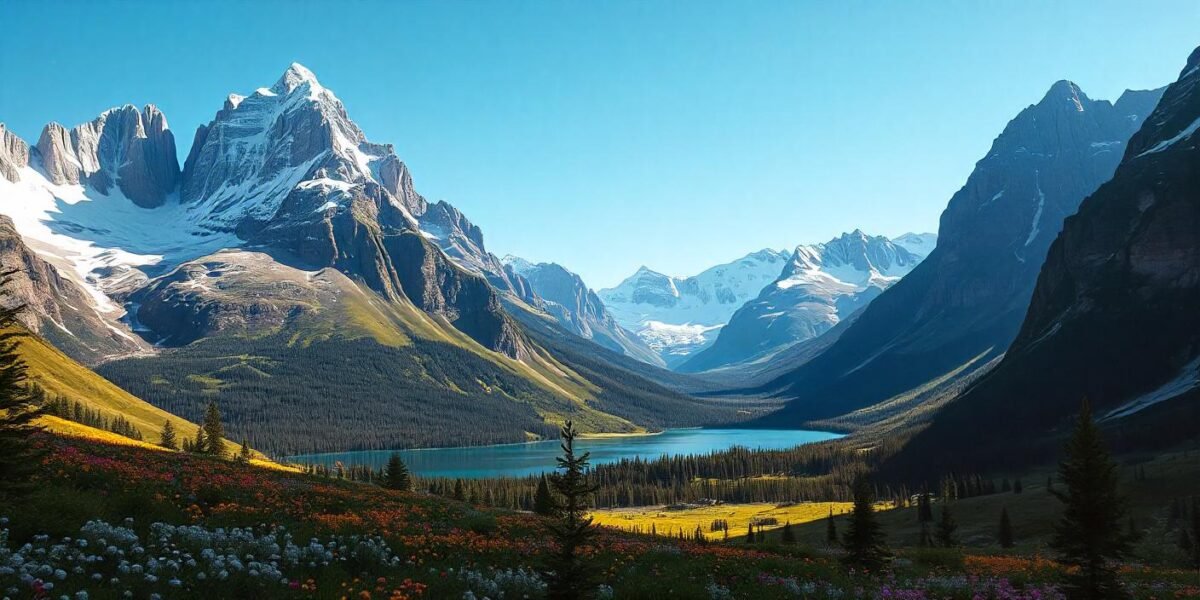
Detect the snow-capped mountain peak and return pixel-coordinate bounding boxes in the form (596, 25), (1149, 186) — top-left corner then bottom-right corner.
(271, 62), (326, 97)
(598, 249), (790, 366)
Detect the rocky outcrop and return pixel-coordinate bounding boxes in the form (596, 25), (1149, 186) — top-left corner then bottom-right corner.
(889, 47), (1200, 476)
(680, 231), (929, 372)
(417, 200), (540, 304)
(0, 124), (29, 183)
(34, 105), (179, 207)
(387, 232), (529, 360)
(0, 216), (146, 362)
(760, 80), (1166, 422)
(133, 251), (329, 345)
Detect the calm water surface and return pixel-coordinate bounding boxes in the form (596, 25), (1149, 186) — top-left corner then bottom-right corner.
(289, 428), (843, 479)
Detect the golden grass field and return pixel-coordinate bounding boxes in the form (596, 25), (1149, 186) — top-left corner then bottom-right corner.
(591, 501), (858, 540)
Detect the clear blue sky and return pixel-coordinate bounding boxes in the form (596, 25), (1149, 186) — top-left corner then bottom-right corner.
(2, 1), (1195, 288)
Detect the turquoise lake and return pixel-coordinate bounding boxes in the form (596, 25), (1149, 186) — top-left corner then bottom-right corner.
(290, 428), (843, 479)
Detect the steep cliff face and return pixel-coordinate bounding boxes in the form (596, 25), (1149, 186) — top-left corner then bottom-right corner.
(504, 257), (662, 366)
(35, 105), (179, 208)
(0, 125), (30, 183)
(889, 47), (1200, 476)
(0, 216), (146, 362)
(760, 80), (1166, 422)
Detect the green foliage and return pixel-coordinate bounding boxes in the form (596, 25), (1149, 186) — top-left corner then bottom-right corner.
(1050, 401), (1134, 599)
(160, 419), (177, 450)
(203, 402), (225, 457)
(99, 337), (564, 453)
(842, 478), (890, 570)
(544, 420), (599, 600)
(383, 453), (411, 491)
(0, 271), (45, 500)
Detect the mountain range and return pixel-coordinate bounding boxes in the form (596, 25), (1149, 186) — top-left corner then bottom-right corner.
(0, 64), (737, 453)
(3, 45), (1199, 475)
(888, 47), (1200, 476)
(752, 78), (1167, 427)
(679, 230), (934, 373)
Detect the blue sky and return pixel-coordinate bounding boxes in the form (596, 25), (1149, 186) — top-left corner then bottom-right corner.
(1, 1), (1196, 288)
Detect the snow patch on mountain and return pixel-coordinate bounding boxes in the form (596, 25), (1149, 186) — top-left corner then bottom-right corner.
(598, 249), (790, 363)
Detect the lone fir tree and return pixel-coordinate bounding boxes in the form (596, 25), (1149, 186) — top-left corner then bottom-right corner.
(202, 401), (225, 457)
(383, 453), (411, 491)
(0, 271), (46, 500)
(543, 420), (599, 600)
(159, 419), (177, 450)
(1050, 400), (1135, 599)
(841, 478), (889, 570)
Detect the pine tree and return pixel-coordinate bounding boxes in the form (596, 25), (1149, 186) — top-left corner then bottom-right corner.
(1050, 400), (1134, 600)
(383, 453), (411, 491)
(237, 439), (252, 463)
(781, 521), (796, 544)
(998, 507), (1015, 549)
(543, 421), (599, 600)
(453, 478), (466, 501)
(1013, 478), (1023, 494)
(202, 402), (225, 457)
(159, 419), (177, 450)
(841, 478), (889, 570)
(936, 504), (958, 547)
(534, 473), (559, 516)
(0, 272), (46, 500)
(192, 426), (206, 455)
(1179, 529), (1193, 557)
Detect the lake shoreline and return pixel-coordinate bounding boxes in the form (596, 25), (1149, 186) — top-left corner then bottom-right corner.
(287, 428), (844, 479)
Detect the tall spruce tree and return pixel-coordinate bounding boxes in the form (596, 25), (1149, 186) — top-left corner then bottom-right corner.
(159, 419), (177, 450)
(383, 453), (411, 491)
(998, 507), (1015, 549)
(841, 478), (889, 570)
(0, 271), (46, 500)
(202, 402), (224, 457)
(1050, 400), (1134, 599)
(936, 504), (958, 547)
(534, 473), (558, 516)
(192, 426), (205, 455)
(543, 420), (599, 600)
